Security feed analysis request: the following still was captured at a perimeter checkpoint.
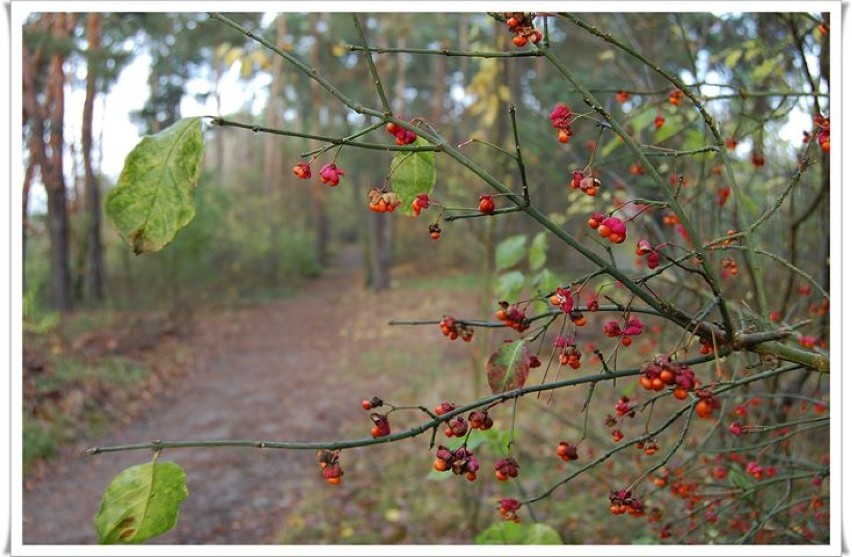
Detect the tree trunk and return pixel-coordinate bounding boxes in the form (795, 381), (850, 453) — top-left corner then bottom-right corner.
(82, 15), (105, 302)
(309, 14), (329, 266)
(262, 15), (287, 279)
(22, 157), (36, 292)
(366, 23), (407, 292)
(44, 14), (75, 312)
(22, 21), (49, 297)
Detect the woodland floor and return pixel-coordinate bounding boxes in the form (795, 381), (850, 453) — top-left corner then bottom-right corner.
(22, 245), (483, 544)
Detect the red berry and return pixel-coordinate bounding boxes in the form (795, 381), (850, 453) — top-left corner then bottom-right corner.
(479, 194), (496, 214)
(513, 35), (527, 47)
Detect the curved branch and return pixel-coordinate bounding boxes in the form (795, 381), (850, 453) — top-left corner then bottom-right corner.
(86, 353), (726, 457)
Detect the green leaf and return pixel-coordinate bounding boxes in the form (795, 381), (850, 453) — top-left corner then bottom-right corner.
(533, 268), (561, 296)
(475, 521), (563, 544)
(105, 117), (204, 254)
(738, 191), (760, 220)
(495, 234), (527, 271)
(723, 49), (742, 69)
(495, 270), (525, 302)
(480, 428), (514, 452)
(653, 112), (685, 143)
(629, 106), (658, 135)
(752, 55), (782, 82)
(391, 137), (436, 216)
(728, 468), (756, 491)
(94, 461), (189, 544)
(486, 340), (531, 394)
(528, 231), (548, 271)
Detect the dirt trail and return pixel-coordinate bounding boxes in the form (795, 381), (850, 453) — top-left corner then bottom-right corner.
(22, 245), (394, 544)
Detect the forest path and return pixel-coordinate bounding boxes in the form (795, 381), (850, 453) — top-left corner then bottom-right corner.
(22, 244), (396, 544)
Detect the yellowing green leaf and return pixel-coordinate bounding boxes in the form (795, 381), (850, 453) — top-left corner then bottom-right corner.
(223, 46), (243, 68)
(752, 55), (782, 82)
(497, 85), (512, 102)
(486, 340), (531, 394)
(390, 137), (436, 216)
(105, 117), (204, 254)
(724, 49), (742, 69)
(94, 461), (189, 544)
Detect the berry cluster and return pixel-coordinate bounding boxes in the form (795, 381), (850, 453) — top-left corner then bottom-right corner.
(494, 457), (520, 481)
(319, 163), (346, 186)
(495, 302), (529, 332)
(745, 461), (777, 481)
(361, 396), (384, 411)
(433, 445), (480, 481)
(716, 186), (731, 207)
(553, 335), (582, 369)
(814, 114), (830, 152)
(556, 441), (579, 462)
(569, 311), (587, 327)
(443, 415), (468, 438)
(635, 239), (660, 269)
(654, 114), (665, 129)
(292, 161), (312, 179)
(603, 315), (644, 346)
(316, 449), (344, 486)
(558, 342), (582, 369)
(428, 223), (441, 240)
(570, 170), (600, 196)
(721, 257), (739, 278)
(370, 413), (391, 438)
(504, 12), (542, 47)
(385, 120), (417, 145)
(411, 193), (430, 216)
(434, 401), (455, 416)
(468, 410), (494, 430)
(694, 389), (721, 419)
(799, 335), (817, 349)
(588, 212), (627, 244)
(438, 315), (474, 342)
(609, 489), (644, 517)
(549, 103), (574, 143)
(478, 194), (496, 214)
(548, 286), (574, 313)
(639, 357), (697, 399)
(614, 395), (635, 418)
(668, 89), (685, 106)
(367, 187), (402, 213)
(498, 498), (522, 522)
(636, 438), (659, 456)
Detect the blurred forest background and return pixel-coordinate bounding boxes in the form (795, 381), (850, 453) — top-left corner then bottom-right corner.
(21, 11), (829, 544)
